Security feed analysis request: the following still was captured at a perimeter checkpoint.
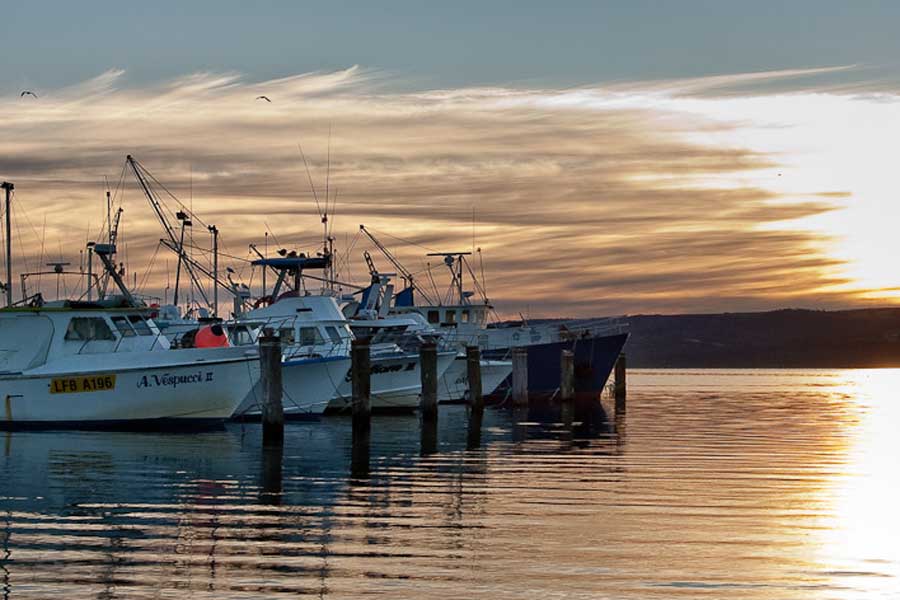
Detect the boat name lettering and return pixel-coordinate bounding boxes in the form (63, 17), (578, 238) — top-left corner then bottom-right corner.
(137, 371), (214, 389)
(344, 361), (415, 382)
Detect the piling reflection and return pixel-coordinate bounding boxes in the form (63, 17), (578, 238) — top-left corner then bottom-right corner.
(0, 371), (897, 598)
(260, 444), (283, 505)
(420, 417), (438, 456)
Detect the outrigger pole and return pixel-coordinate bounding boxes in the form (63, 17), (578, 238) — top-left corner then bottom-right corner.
(125, 155), (210, 311)
(1, 181), (13, 308)
(359, 224), (435, 305)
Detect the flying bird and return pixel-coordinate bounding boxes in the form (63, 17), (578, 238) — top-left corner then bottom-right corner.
(255, 95), (271, 102)
(20, 91), (38, 98)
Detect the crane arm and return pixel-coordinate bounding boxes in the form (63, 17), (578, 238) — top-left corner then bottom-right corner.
(359, 225), (434, 305)
(127, 155), (210, 309)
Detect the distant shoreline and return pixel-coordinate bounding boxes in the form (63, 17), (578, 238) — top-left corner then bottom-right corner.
(538, 307), (900, 369)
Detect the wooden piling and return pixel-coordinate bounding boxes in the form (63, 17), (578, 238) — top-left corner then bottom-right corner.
(614, 352), (627, 413)
(419, 342), (438, 423)
(560, 350), (575, 428)
(511, 347), (529, 407)
(351, 339), (371, 475)
(560, 350), (574, 402)
(259, 332), (284, 447)
(466, 345), (483, 449)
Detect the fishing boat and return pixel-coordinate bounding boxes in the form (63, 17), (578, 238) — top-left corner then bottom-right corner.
(363, 240), (628, 403)
(229, 292), (352, 418)
(0, 239), (259, 428)
(242, 257), (456, 414)
(336, 272), (459, 410)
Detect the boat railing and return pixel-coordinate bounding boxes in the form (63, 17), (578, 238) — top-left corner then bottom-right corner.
(231, 314), (353, 362)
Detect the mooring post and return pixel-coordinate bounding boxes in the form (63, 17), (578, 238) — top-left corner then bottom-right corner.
(511, 347), (529, 407)
(420, 342), (438, 422)
(466, 345), (484, 449)
(419, 342), (439, 455)
(259, 331), (284, 447)
(560, 349), (575, 428)
(351, 338), (371, 476)
(614, 352), (627, 414)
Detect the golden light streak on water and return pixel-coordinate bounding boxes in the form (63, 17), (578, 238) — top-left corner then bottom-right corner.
(0, 369), (898, 598)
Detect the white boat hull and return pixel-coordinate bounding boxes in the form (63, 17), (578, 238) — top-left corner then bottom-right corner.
(234, 355), (352, 418)
(327, 350), (456, 412)
(0, 347), (259, 426)
(437, 357), (513, 402)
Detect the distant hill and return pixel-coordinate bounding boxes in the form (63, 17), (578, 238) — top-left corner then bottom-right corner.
(620, 308), (900, 368)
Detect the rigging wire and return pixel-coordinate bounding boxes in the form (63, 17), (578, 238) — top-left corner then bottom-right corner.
(297, 142), (323, 220)
(137, 241), (164, 293)
(363, 225), (440, 254)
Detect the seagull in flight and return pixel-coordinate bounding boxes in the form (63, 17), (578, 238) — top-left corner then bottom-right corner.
(20, 90), (38, 98)
(255, 95), (271, 102)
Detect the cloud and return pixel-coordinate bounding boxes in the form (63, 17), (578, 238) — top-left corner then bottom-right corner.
(0, 66), (889, 317)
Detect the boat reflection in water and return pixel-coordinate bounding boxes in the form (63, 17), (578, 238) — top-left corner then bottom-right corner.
(1, 370), (899, 599)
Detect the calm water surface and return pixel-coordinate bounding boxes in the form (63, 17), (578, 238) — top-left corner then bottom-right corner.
(1, 369), (898, 598)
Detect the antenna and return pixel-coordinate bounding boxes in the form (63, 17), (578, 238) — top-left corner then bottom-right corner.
(104, 176), (112, 244)
(297, 142), (322, 220)
(324, 124), (331, 248)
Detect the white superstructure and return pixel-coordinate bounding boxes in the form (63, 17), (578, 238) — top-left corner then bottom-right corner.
(0, 304), (259, 426)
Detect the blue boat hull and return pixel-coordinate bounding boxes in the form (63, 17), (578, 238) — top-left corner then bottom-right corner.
(484, 332), (628, 401)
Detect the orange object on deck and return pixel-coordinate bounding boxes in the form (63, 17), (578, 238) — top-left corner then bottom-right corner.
(194, 324), (230, 348)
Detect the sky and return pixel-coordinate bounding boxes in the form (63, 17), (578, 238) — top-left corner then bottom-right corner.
(1, 1), (899, 318)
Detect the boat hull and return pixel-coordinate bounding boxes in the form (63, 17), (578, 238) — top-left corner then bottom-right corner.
(0, 349), (259, 427)
(484, 332), (628, 402)
(437, 357), (513, 403)
(326, 350), (456, 413)
(234, 355), (352, 418)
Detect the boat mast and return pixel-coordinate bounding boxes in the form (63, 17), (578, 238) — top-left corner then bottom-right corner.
(208, 224), (218, 317)
(86, 244), (93, 301)
(173, 211), (191, 308)
(1, 181), (13, 307)
(93, 243), (137, 307)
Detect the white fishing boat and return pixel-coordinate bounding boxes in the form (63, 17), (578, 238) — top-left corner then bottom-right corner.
(229, 293), (353, 418)
(335, 274), (457, 411)
(0, 176), (260, 428)
(240, 256), (455, 413)
(0, 301), (259, 427)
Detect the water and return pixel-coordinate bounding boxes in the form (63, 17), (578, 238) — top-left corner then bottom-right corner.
(1, 369), (899, 598)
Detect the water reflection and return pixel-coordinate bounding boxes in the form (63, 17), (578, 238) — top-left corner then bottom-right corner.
(0, 371), (897, 598)
(814, 370), (900, 597)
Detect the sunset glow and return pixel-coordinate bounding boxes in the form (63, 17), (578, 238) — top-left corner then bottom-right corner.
(1, 65), (898, 317)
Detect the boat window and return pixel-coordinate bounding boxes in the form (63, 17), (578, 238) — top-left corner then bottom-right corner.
(461, 310), (470, 323)
(445, 310), (456, 324)
(128, 315), (153, 336)
(427, 310), (440, 324)
(325, 326), (343, 343)
(230, 325), (254, 346)
(111, 316), (135, 337)
(279, 327), (295, 344)
(65, 317), (116, 341)
(299, 326), (324, 345)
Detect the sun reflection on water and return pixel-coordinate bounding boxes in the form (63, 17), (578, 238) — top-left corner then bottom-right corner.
(815, 369), (900, 597)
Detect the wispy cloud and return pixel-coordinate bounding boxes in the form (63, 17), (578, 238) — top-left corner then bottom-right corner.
(0, 66), (891, 316)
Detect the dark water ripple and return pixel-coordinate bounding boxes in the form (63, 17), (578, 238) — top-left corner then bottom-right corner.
(1, 369), (898, 598)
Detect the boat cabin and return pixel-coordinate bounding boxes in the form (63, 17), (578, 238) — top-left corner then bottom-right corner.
(0, 306), (168, 374)
(236, 294), (353, 358)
